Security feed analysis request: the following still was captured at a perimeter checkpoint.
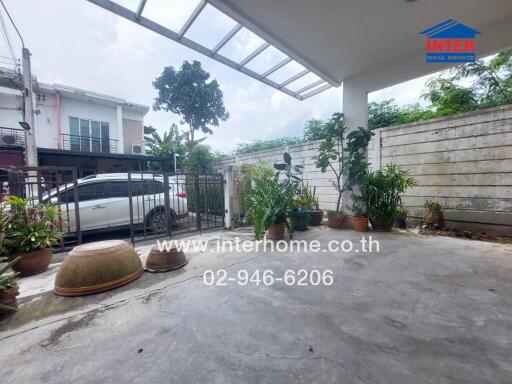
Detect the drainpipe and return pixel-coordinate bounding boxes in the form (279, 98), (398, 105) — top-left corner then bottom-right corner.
(56, 92), (61, 149)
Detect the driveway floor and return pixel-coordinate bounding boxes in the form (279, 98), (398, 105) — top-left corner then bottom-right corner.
(1, 227), (512, 384)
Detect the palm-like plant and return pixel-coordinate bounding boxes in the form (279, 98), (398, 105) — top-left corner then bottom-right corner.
(358, 164), (417, 223)
(144, 123), (187, 171)
(244, 163), (297, 239)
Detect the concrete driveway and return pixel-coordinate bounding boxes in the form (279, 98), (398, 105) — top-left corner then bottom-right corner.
(1, 228), (511, 383)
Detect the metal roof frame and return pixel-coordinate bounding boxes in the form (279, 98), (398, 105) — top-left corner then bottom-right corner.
(86, 0), (336, 100)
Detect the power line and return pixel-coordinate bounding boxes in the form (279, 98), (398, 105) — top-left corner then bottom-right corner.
(0, 8), (15, 61)
(0, 0), (23, 48)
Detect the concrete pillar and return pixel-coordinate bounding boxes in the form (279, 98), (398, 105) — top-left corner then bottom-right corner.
(341, 77), (368, 218)
(116, 105), (124, 154)
(223, 165), (233, 229)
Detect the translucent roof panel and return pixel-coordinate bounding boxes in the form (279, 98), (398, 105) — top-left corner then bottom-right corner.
(267, 61), (307, 84)
(112, 0), (140, 11)
(217, 27), (266, 64)
(86, 0), (336, 100)
(183, 4), (238, 50)
(286, 72), (322, 92)
(244, 46), (288, 75)
(142, 0), (203, 32)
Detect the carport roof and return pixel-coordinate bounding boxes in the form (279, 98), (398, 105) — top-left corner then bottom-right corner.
(87, 0), (512, 98)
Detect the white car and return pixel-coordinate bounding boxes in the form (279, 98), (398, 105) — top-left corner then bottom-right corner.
(42, 173), (188, 232)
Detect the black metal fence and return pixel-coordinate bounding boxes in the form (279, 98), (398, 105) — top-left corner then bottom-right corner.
(127, 171), (225, 243)
(0, 166), (82, 252)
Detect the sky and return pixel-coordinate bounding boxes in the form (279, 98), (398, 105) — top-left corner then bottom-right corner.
(1, 0), (433, 153)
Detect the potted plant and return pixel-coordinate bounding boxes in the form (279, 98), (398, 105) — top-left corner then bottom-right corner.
(396, 204), (409, 229)
(244, 162), (296, 240)
(0, 256), (20, 319)
(287, 203), (310, 232)
(350, 203), (368, 232)
(302, 185), (323, 226)
(360, 165), (417, 232)
(2, 196), (62, 276)
(423, 200), (444, 229)
(314, 113), (373, 228)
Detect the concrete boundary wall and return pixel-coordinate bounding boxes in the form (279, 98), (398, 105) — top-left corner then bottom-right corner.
(369, 104), (512, 235)
(220, 104), (512, 235)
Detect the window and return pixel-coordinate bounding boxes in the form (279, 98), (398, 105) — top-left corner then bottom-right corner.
(143, 180), (165, 195)
(68, 117), (110, 153)
(59, 182), (107, 203)
(107, 181), (130, 198)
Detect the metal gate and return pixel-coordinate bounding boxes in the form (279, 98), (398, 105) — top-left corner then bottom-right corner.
(127, 171), (224, 243)
(0, 166), (82, 251)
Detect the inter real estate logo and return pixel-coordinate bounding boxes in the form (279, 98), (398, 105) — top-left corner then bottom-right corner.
(419, 19), (480, 63)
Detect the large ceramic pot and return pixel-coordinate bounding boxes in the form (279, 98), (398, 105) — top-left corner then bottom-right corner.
(145, 245), (187, 272)
(327, 213), (346, 228)
(424, 212), (444, 228)
(267, 222), (286, 240)
(11, 248), (53, 277)
(54, 240), (143, 297)
(309, 210), (323, 226)
(0, 286), (19, 319)
(351, 216), (368, 232)
(370, 218), (395, 232)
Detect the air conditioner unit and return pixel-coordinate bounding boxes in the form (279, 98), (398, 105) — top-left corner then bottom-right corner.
(1, 134), (21, 146)
(131, 144), (143, 154)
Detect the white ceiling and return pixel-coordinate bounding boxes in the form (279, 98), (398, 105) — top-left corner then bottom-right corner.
(211, 0), (512, 89)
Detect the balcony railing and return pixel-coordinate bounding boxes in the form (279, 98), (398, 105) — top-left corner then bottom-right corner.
(61, 134), (118, 154)
(0, 127), (25, 148)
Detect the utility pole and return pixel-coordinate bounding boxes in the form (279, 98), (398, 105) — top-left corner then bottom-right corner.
(22, 47), (38, 167)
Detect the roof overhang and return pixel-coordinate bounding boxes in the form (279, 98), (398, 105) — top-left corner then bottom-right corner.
(87, 0), (512, 98)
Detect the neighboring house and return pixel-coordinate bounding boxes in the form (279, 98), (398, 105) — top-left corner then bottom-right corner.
(0, 69), (154, 178)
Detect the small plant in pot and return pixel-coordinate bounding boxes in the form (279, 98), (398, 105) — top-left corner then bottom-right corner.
(396, 204), (409, 229)
(0, 256), (21, 319)
(350, 203), (368, 232)
(314, 113), (374, 229)
(302, 185), (323, 226)
(423, 200), (444, 229)
(2, 196), (62, 276)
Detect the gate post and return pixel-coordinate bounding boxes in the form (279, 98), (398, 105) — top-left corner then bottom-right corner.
(194, 175), (201, 232)
(223, 166), (232, 229)
(163, 173), (172, 237)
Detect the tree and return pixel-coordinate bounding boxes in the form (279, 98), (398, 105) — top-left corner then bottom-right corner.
(422, 77), (478, 116)
(144, 123), (187, 171)
(368, 100), (399, 130)
(303, 118), (327, 141)
(185, 144), (219, 174)
(314, 113), (374, 213)
(153, 61), (229, 145)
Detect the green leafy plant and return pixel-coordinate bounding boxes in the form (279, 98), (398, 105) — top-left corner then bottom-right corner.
(0, 256), (20, 313)
(358, 164), (417, 223)
(244, 163), (297, 239)
(397, 204), (409, 217)
(350, 202), (367, 218)
(1, 196), (62, 253)
(424, 200), (443, 214)
(295, 184), (319, 210)
(314, 113), (374, 213)
(274, 152), (304, 188)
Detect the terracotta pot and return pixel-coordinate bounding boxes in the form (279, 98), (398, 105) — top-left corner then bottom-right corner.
(351, 216), (368, 232)
(309, 210), (323, 226)
(370, 218), (395, 232)
(11, 248), (53, 277)
(146, 245), (187, 272)
(327, 213), (346, 228)
(424, 212), (444, 228)
(0, 286), (19, 318)
(267, 222), (286, 240)
(54, 240), (143, 297)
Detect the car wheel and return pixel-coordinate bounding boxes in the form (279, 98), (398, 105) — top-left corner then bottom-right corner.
(147, 209), (174, 232)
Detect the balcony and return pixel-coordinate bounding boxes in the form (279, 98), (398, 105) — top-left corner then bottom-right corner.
(61, 134), (118, 154)
(0, 127), (25, 148)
